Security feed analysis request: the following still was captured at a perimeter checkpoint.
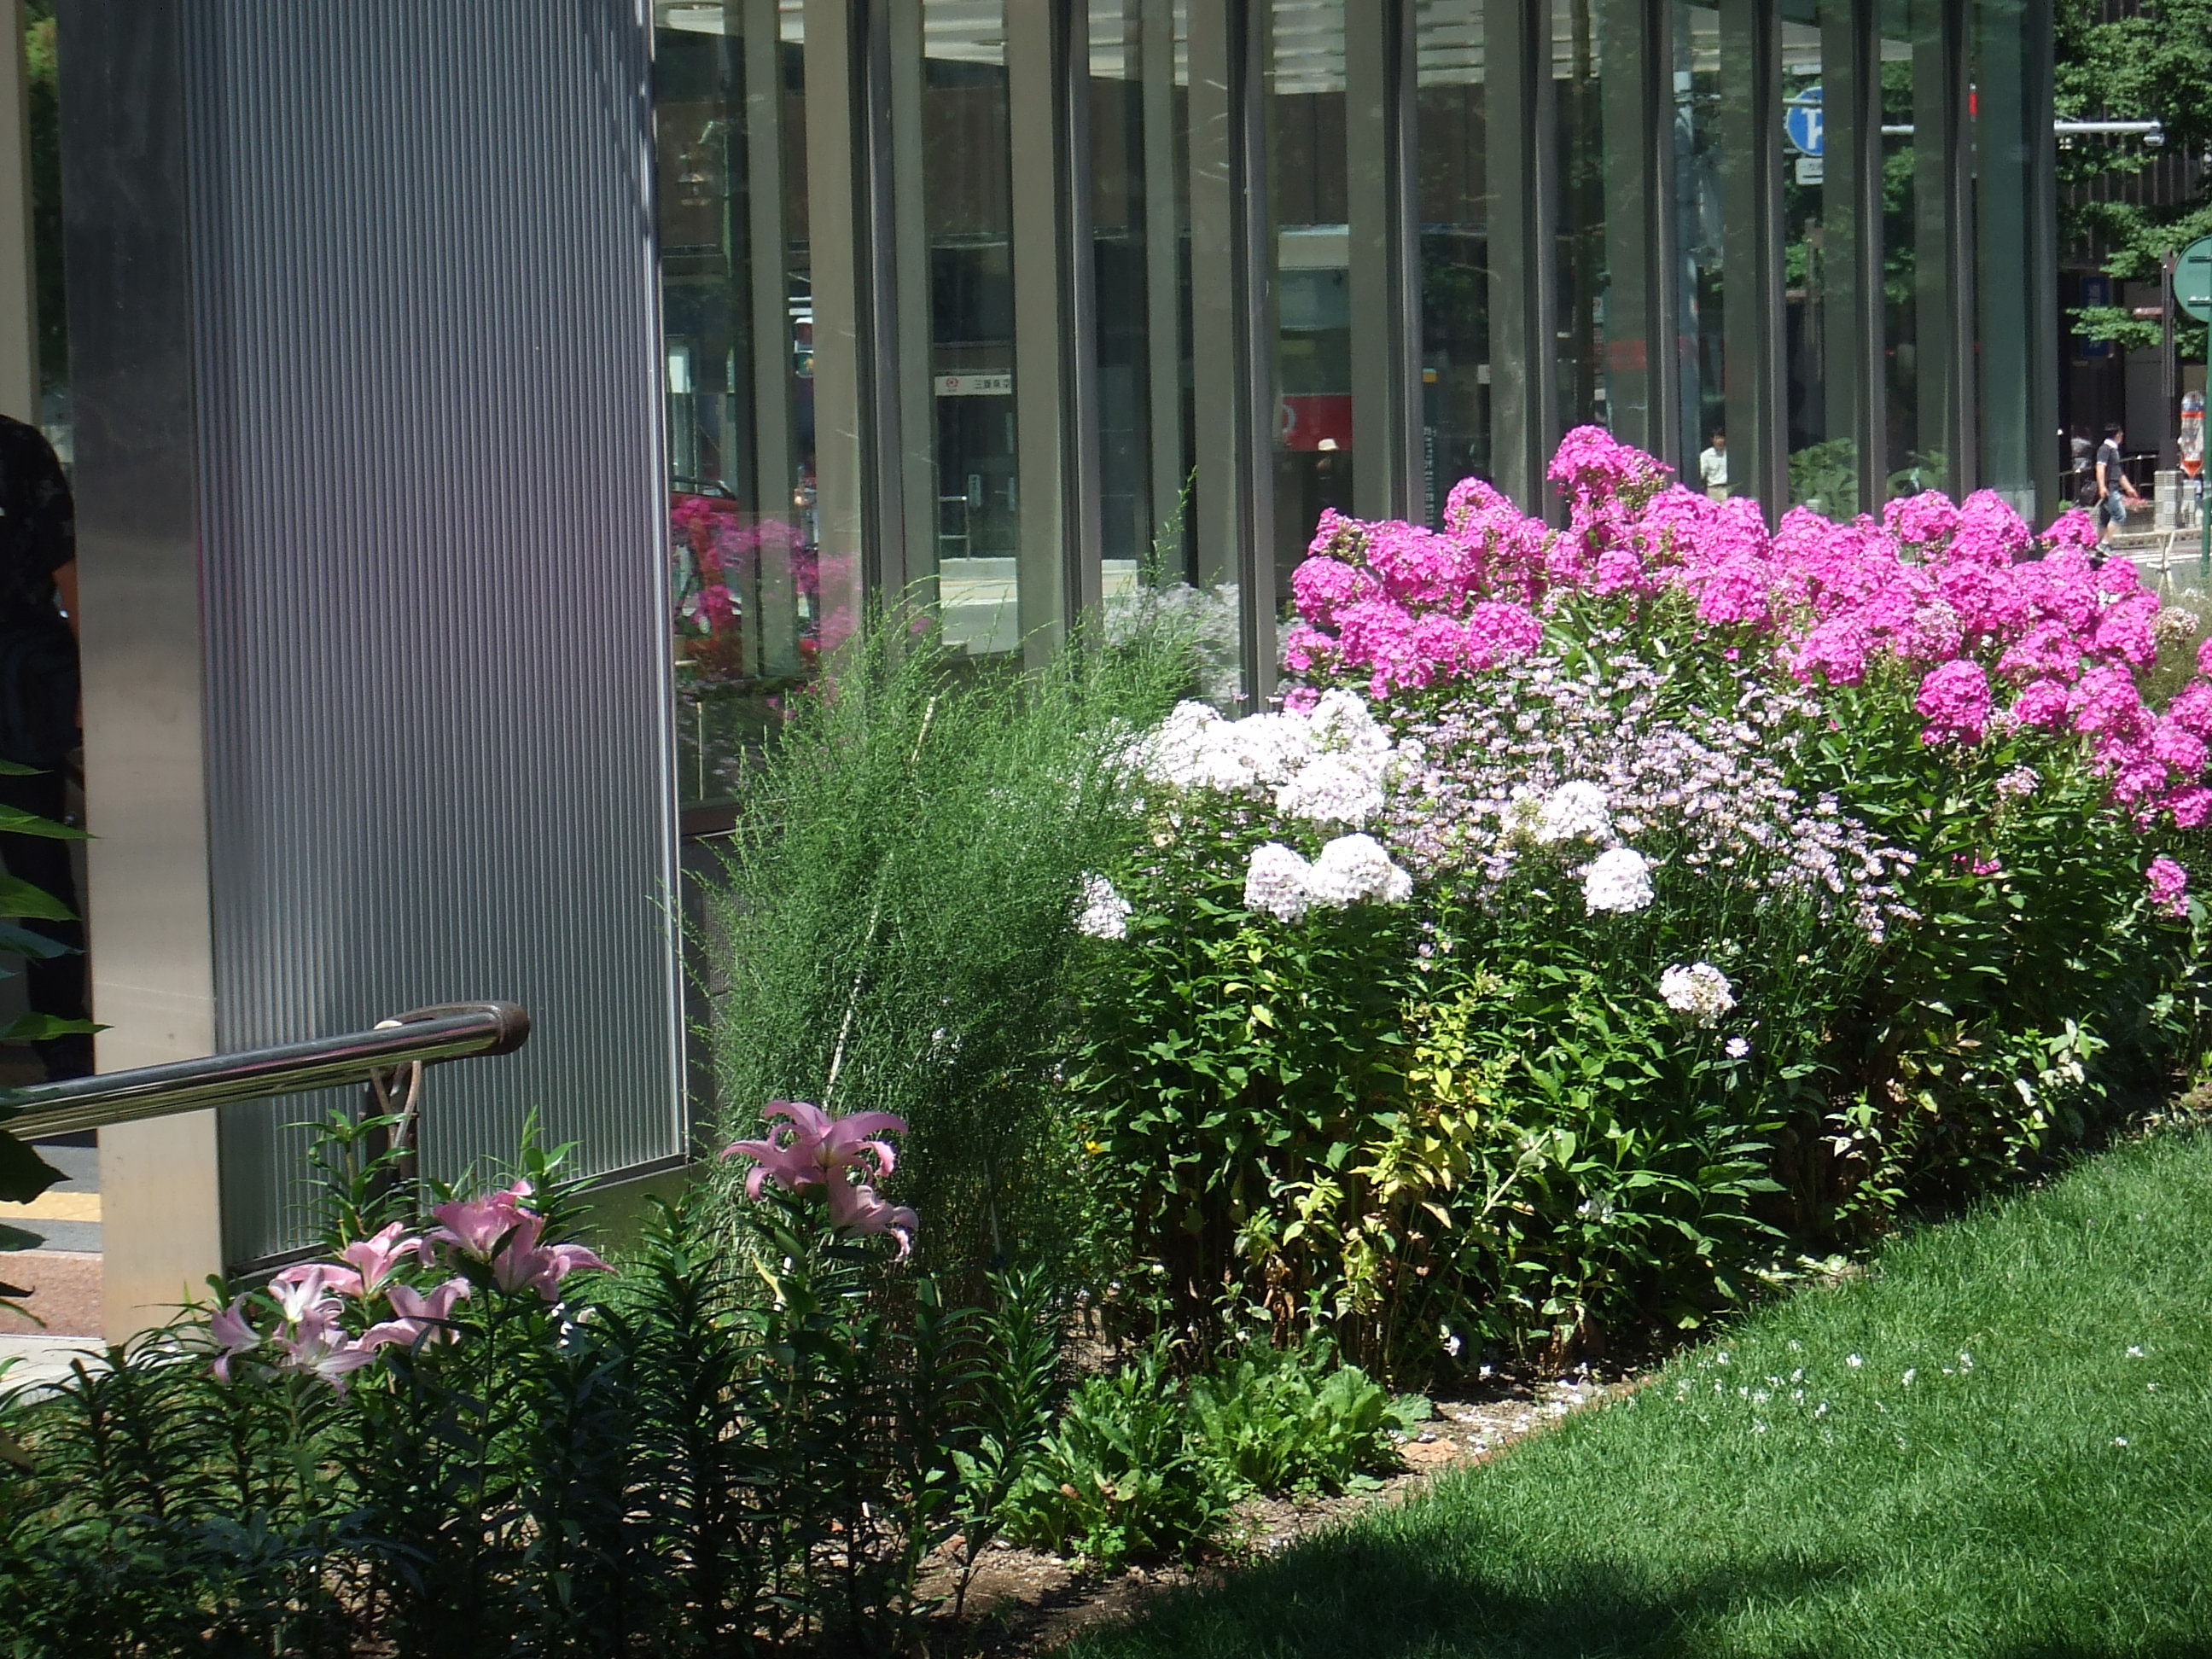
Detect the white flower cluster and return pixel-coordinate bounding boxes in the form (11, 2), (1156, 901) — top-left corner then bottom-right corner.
(1075, 874), (1133, 940)
(1243, 834), (1414, 922)
(1994, 765), (2040, 801)
(1534, 779), (1613, 845)
(1659, 961), (1736, 1027)
(1581, 847), (1655, 915)
(1140, 689), (1420, 831)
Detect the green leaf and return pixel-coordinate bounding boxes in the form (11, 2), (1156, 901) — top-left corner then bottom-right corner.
(0, 759), (40, 777)
(0, 923), (71, 961)
(1, 1013), (98, 1042)
(0, 872), (75, 922)
(0, 1130), (64, 1204)
(0, 804), (84, 840)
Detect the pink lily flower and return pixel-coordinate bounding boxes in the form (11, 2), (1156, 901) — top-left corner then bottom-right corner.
(720, 1100), (908, 1197)
(362, 1278), (473, 1351)
(208, 1295), (261, 1382)
(270, 1264), (354, 1323)
(272, 1304), (382, 1392)
(429, 1179), (536, 1260)
(519, 1241), (612, 1301)
(825, 1176), (919, 1260)
(336, 1223), (421, 1296)
(487, 1208), (552, 1293)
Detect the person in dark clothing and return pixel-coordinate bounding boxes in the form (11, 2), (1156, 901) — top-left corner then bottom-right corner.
(0, 413), (88, 1080)
(2095, 422), (2144, 545)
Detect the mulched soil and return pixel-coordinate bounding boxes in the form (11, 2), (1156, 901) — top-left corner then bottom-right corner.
(923, 1365), (1637, 1656)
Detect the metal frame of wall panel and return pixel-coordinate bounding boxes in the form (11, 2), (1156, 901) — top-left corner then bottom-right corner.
(1718, 0), (1787, 517)
(56, 0), (224, 1333)
(1484, 0), (1557, 516)
(1972, 0), (2056, 517)
(1913, 0), (1975, 497)
(1346, 0), (1421, 522)
(1010, 0), (1106, 657)
(1824, 0), (1887, 517)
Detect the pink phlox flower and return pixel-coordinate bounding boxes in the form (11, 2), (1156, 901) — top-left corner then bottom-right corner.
(209, 1295), (261, 1382)
(2005, 678), (2074, 731)
(1996, 621), (2084, 684)
(336, 1223), (421, 1297)
(2168, 788), (2212, 830)
(2168, 681), (2212, 738)
(1281, 621), (1337, 676)
(825, 1175), (920, 1260)
(2093, 591), (2159, 667)
(1442, 474), (1516, 538)
(2151, 719), (2209, 778)
(1280, 684), (1321, 714)
(1365, 522), (1475, 608)
(2098, 560), (2144, 598)
(2197, 637), (2212, 680)
(1791, 615), (1871, 686)
(1884, 491), (1960, 550)
(2042, 507), (2100, 553)
(2070, 665), (2148, 740)
(1306, 505), (1365, 562)
(1947, 490), (2032, 567)
(1915, 660), (1992, 746)
(2147, 855), (2191, 917)
(1289, 555), (1376, 630)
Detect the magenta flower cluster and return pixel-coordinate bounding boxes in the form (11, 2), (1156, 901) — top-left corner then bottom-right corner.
(1286, 425), (2212, 832)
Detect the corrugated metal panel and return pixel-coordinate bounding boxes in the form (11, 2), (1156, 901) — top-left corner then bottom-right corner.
(182, 1), (682, 1263)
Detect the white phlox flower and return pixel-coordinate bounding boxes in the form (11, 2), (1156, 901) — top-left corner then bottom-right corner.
(1994, 765), (2040, 800)
(1074, 874), (1133, 940)
(1659, 962), (1737, 1027)
(1307, 688), (1393, 765)
(1244, 842), (1314, 922)
(1534, 779), (1613, 845)
(1581, 847), (1655, 914)
(1724, 1035), (1751, 1060)
(1276, 753), (1386, 826)
(1142, 701), (1227, 789)
(1219, 711), (1318, 786)
(1306, 834), (1415, 907)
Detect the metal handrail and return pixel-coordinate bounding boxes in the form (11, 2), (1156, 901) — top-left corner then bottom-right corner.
(0, 1002), (532, 1141)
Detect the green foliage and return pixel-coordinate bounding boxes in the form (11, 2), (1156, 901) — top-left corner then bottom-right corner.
(697, 608), (1192, 1281)
(1185, 1331), (1412, 1499)
(1002, 1338), (1231, 1570)
(2056, 0), (2212, 360)
(1063, 1130), (2212, 1659)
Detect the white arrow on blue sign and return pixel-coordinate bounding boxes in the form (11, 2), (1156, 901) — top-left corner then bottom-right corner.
(1784, 85), (1824, 157)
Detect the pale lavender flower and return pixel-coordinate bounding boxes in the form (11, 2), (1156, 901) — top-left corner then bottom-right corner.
(1245, 842), (1315, 922)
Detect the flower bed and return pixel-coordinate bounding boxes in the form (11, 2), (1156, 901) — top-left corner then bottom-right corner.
(1069, 429), (2212, 1375)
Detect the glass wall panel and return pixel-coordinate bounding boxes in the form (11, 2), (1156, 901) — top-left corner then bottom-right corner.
(1552, 0), (1609, 435)
(656, 1), (812, 810)
(924, 2), (1022, 655)
(1415, 0), (1488, 522)
(1880, 0), (1927, 497)
(1674, 3), (1729, 489)
(1089, 2), (1194, 579)
(1270, 0), (1351, 589)
(1780, 1), (1844, 514)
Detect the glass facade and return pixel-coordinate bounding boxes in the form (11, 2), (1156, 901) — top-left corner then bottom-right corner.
(652, 0), (2056, 736)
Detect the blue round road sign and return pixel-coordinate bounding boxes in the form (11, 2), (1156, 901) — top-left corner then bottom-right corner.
(1784, 85), (1824, 157)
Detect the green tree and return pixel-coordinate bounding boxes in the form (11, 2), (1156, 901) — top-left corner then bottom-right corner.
(2056, 0), (2212, 357)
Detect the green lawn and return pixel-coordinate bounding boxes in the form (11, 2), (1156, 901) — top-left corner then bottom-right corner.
(1069, 1131), (2212, 1659)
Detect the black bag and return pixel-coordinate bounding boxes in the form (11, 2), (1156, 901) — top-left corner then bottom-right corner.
(2074, 479), (2099, 509)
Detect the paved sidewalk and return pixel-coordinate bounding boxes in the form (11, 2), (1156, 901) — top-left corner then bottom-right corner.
(0, 1330), (106, 1395)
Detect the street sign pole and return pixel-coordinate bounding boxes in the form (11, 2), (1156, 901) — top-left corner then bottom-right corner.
(2163, 248), (2179, 475)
